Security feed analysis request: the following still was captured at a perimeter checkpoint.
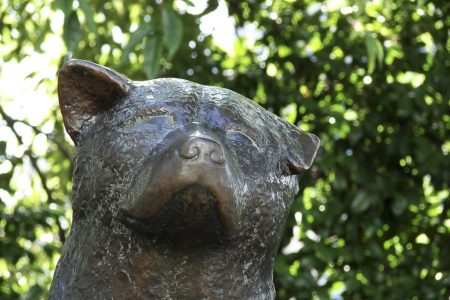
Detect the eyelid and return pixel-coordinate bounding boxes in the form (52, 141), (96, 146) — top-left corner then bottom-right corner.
(227, 128), (261, 150)
(138, 108), (174, 119)
(118, 109), (175, 128)
(136, 112), (175, 124)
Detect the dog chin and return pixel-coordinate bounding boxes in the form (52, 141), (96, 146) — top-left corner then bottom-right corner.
(122, 184), (233, 245)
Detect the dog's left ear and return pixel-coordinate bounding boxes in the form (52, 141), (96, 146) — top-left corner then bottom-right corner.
(281, 122), (320, 175)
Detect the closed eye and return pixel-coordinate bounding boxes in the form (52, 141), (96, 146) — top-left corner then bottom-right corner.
(226, 129), (261, 150)
(117, 109), (175, 130)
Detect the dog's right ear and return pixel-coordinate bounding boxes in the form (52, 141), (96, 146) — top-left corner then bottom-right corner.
(280, 121), (320, 176)
(58, 59), (132, 145)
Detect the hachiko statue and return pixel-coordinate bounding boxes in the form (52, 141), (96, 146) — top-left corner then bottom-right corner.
(49, 59), (319, 299)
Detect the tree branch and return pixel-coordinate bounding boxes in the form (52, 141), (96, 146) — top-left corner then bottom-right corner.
(17, 118), (73, 160)
(0, 106), (67, 243)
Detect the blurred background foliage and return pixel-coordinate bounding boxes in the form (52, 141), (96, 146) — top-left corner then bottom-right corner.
(0, 0), (449, 298)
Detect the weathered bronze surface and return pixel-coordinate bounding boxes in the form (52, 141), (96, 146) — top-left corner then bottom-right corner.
(49, 59), (320, 299)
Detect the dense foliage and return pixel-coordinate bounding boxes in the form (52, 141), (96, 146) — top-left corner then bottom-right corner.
(0, 0), (448, 299)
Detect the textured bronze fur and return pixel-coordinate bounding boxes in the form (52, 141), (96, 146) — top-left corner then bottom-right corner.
(49, 60), (319, 299)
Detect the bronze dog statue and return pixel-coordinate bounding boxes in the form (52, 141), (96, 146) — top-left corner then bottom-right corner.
(49, 60), (319, 299)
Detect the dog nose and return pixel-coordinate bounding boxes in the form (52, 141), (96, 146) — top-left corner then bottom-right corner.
(179, 136), (225, 164)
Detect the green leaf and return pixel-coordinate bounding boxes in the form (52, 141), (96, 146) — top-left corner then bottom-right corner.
(329, 281), (345, 294)
(162, 8), (183, 60)
(0, 171), (13, 191)
(63, 11), (82, 52)
(351, 191), (372, 213)
(78, 0), (97, 34)
(120, 24), (154, 65)
(392, 194), (408, 216)
(365, 33), (383, 74)
(143, 34), (163, 79)
(375, 39), (384, 68)
(199, 0), (219, 16)
(274, 255), (289, 275)
(333, 172), (348, 191)
(368, 241), (384, 258)
(52, 0), (72, 15)
(365, 34), (376, 74)
(0, 141), (6, 155)
(184, 0), (195, 6)
(357, 0), (365, 16)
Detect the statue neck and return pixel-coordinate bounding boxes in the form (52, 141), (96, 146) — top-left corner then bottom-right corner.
(49, 220), (276, 299)
(143, 243), (275, 298)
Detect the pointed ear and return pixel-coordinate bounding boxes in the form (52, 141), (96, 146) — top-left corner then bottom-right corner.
(281, 122), (320, 175)
(58, 59), (132, 144)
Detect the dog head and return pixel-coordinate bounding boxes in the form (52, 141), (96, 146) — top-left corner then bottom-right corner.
(59, 59), (319, 247)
